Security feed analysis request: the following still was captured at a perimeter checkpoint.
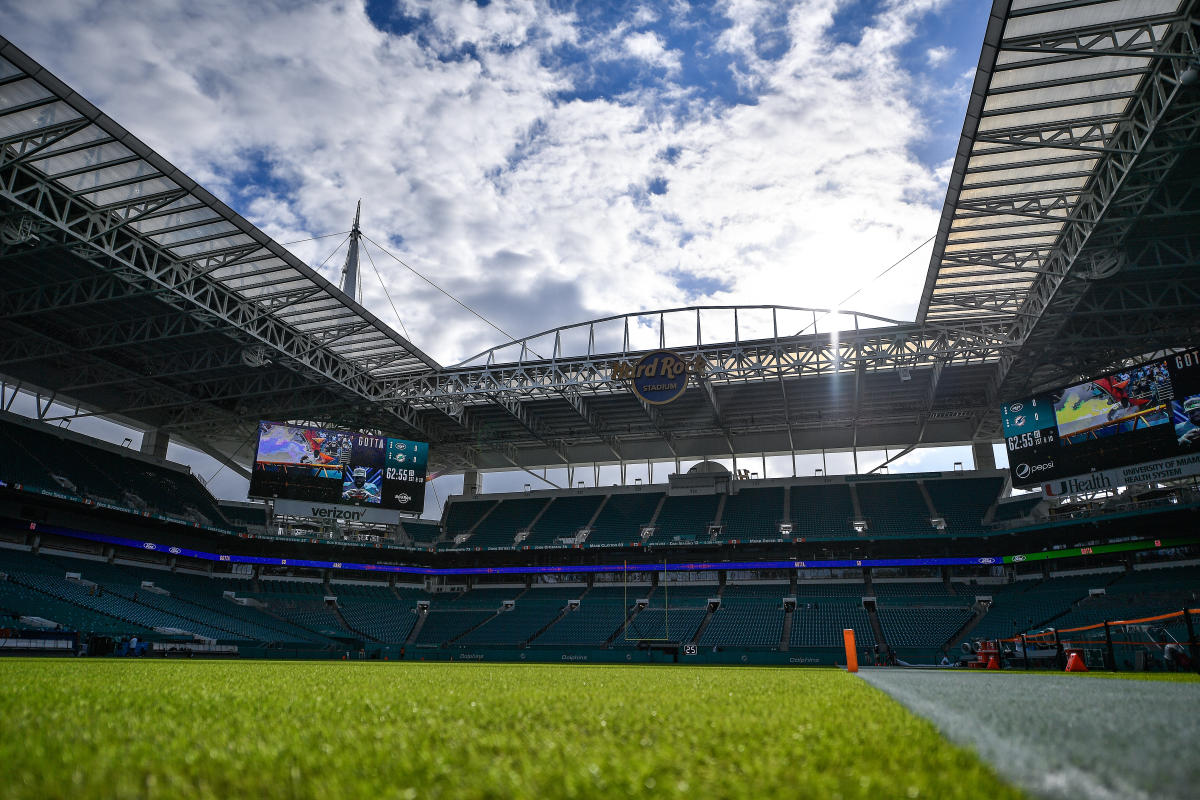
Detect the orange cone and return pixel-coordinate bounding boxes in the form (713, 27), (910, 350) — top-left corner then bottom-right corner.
(986, 655), (999, 670)
(1065, 652), (1087, 672)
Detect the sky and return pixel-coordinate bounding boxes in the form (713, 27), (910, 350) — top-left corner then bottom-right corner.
(0, 0), (999, 513)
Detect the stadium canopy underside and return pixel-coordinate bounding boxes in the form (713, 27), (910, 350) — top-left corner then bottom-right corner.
(1, 0), (1199, 476)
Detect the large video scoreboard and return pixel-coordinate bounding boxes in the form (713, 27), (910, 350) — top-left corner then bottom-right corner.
(1002, 348), (1200, 491)
(249, 421), (428, 514)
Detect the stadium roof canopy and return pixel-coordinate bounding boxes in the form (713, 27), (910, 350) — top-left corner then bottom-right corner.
(1, 0), (1199, 476)
(0, 36), (440, 472)
(919, 0), (1200, 414)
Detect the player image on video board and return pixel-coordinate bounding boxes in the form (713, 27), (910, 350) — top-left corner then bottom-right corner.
(339, 434), (386, 506)
(249, 421), (428, 513)
(1173, 395), (1200, 449)
(1053, 361), (1172, 443)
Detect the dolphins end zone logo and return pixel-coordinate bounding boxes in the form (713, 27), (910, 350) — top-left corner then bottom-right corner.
(609, 350), (706, 405)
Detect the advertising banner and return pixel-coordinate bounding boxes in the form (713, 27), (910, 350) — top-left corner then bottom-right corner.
(271, 498), (402, 525)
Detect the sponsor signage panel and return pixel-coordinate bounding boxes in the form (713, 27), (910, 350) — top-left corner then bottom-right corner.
(609, 350), (706, 405)
(1002, 348), (1200, 489)
(1043, 452), (1200, 497)
(272, 498), (402, 525)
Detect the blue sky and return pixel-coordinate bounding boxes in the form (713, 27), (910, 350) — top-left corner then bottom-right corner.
(0, 0), (996, 508)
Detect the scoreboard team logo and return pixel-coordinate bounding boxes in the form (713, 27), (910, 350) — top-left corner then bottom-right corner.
(609, 350), (707, 405)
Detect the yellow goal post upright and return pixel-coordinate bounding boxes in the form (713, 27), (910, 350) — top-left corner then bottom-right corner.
(623, 559), (671, 642)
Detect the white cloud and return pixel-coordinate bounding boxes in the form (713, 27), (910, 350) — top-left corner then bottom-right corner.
(624, 30), (682, 74)
(0, 0), (960, 370)
(926, 44), (954, 66)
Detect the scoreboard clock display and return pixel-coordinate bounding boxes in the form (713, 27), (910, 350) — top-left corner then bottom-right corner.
(1001, 348), (1200, 488)
(249, 421), (428, 513)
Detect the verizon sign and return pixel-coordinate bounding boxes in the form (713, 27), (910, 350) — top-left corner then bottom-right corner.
(272, 499), (401, 525)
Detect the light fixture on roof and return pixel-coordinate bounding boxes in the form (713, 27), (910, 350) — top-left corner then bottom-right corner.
(241, 345), (272, 368)
(1182, 61), (1200, 86)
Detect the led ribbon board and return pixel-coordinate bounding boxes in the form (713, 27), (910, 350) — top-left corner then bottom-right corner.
(22, 522), (1198, 577)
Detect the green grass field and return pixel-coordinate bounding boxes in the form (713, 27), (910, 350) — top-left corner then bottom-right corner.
(0, 660), (1027, 799)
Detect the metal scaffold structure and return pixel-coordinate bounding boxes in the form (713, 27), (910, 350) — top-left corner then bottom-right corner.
(0, 0), (1198, 476)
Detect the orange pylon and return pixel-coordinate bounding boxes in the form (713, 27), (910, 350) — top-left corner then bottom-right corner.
(1065, 652), (1088, 672)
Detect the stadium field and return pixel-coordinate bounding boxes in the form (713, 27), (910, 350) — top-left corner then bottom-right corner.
(0, 660), (1027, 800)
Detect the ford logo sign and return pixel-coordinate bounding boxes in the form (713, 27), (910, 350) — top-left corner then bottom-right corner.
(1010, 403), (1023, 413)
(142, 542), (156, 550)
(978, 557), (996, 564)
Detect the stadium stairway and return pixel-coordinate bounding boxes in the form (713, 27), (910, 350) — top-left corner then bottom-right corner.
(944, 602), (989, 654)
(605, 586), (655, 645)
(524, 586), (589, 645)
(327, 600), (378, 644)
(444, 608), (503, 645)
(917, 481), (938, 519)
(779, 602), (794, 651)
(867, 604), (888, 657)
(688, 585), (723, 645)
(525, 604), (571, 645)
(404, 609), (428, 645)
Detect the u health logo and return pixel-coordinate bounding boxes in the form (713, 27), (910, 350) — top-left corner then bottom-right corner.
(609, 350), (706, 405)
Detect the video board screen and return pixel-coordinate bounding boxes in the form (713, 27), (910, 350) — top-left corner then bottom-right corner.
(1002, 348), (1200, 489)
(249, 422), (428, 513)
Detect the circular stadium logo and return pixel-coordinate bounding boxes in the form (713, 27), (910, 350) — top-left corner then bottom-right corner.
(1015, 463), (1031, 479)
(625, 351), (695, 405)
(398, 493), (412, 505)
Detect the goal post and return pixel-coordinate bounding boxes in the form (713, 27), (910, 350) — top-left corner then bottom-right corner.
(623, 559), (671, 642)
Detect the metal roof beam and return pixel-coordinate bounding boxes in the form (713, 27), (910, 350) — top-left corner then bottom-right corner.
(0, 162), (434, 440)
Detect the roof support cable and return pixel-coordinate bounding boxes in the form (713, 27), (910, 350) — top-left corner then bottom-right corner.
(279, 229), (351, 247)
(361, 233), (543, 359)
(794, 234), (935, 336)
(361, 237), (412, 341)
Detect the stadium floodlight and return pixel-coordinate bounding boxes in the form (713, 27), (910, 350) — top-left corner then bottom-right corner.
(240, 345), (272, 367)
(1182, 61), (1200, 86)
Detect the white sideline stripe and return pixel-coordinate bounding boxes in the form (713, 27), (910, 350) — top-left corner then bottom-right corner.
(859, 670), (1200, 800)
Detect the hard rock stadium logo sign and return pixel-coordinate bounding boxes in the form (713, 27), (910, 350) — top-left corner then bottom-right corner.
(608, 350), (707, 405)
